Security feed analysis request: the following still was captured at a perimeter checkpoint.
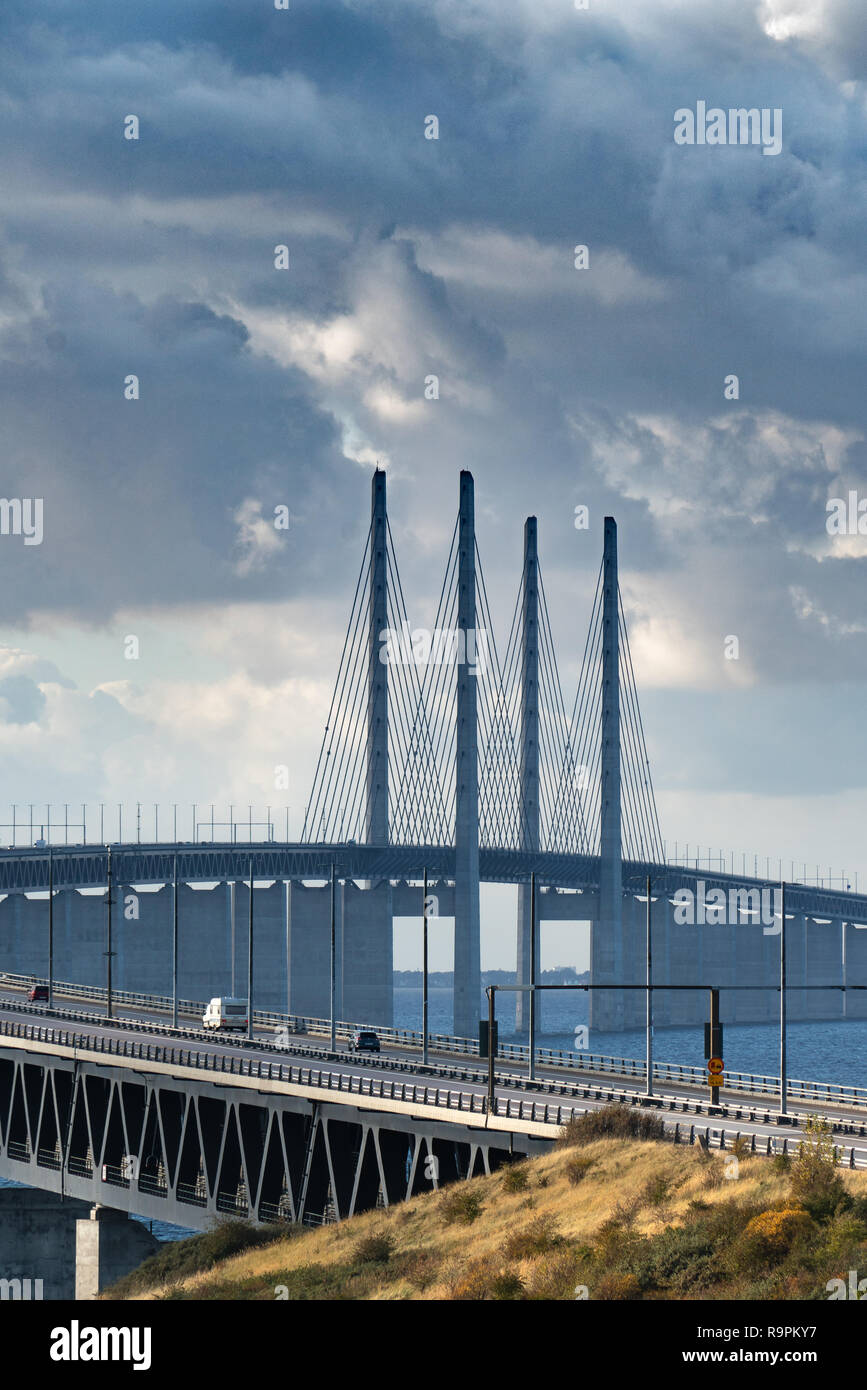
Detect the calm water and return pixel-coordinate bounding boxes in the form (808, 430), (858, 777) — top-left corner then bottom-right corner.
(395, 986), (867, 1090)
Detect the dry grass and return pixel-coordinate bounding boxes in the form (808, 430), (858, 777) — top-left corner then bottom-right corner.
(108, 1138), (867, 1302)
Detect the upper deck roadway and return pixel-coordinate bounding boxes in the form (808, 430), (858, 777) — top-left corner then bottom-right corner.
(1, 842), (866, 924)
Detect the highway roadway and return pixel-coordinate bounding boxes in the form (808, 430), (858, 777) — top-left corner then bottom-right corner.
(2, 985), (867, 1164)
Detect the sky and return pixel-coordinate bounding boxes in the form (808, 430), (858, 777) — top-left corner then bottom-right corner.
(0, 0), (865, 969)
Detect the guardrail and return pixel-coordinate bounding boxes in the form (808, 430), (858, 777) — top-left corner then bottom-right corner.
(3, 1013), (867, 1146)
(3, 1014), (867, 1213)
(4, 969), (867, 1113)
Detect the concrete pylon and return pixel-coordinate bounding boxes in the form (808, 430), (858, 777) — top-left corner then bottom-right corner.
(453, 470), (481, 1039)
(366, 467), (389, 844)
(591, 517), (624, 1030)
(516, 517), (540, 1033)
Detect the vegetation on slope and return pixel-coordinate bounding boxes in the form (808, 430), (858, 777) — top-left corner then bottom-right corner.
(102, 1107), (867, 1301)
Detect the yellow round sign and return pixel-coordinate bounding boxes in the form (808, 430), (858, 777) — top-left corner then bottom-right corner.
(708, 1057), (724, 1075)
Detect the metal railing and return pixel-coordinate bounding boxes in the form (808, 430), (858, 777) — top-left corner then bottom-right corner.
(5, 969), (867, 1113)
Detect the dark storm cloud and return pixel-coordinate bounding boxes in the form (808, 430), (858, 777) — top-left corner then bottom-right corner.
(0, 281), (363, 621)
(0, 0), (865, 693)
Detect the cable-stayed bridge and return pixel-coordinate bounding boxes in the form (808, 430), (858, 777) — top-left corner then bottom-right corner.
(0, 468), (866, 1040)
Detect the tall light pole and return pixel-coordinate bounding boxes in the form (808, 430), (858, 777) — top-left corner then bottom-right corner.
(422, 867), (429, 1067)
(330, 863), (336, 1053)
(779, 880), (787, 1118)
(529, 871), (537, 1082)
(247, 857), (254, 1041)
(105, 846), (114, 1020)
(486, 985), (496, 1115)
(645, 873), (653, 1099)
(172, 854), (179, 1029)
(47, 847), (54, 1008)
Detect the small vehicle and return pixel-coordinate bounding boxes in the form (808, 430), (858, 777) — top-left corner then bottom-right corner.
(202, 997), (248, 1032)
(348, 1029), (380, 1054)
(28, 984), (49, 1003)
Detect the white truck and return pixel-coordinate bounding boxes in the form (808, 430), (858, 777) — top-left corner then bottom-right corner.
(202, 997), (248, 1032)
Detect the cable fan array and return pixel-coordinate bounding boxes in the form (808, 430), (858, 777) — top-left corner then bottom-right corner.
(302, 516), (664, 863)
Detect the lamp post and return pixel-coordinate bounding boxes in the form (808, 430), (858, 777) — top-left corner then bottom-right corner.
(172, 854), (179, 1029)
(529, 871), (537, 1082)
(645, 873), (653, 1099)
(779, 880), (787, 1118)
(330, 864), (336, 1053)
(105, 846), (114, 1020)
(247, 857), (254, 1041)
(422, 867), (429, 1067)
(47, 848), (54, 1008)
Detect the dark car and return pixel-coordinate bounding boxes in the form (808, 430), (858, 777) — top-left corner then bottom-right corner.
(28, 985), (49, 1003)
(348, 1030), (380, 1054)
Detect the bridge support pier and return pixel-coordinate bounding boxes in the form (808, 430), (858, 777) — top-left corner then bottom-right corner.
(75, 1203), (160, 1300)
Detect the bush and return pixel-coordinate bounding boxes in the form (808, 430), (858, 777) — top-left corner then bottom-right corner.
(353, 1231), (395, 1264)
(490, 1272), (526, 1300)
(790, 1117), (847, 1220)
(502, 1214), (562, 1261)
(103, 1219), (284, 1298)
(565, 1154), (596, 1186)
(440, 1188), (484, 1226)
(449, 1256), (514, 1300)
(501, 1164), (530, 1194)
(557, 1103), (665, 1149)
(526, 1249), (589, 1300)
(640, 1173), (671, 1207)
(728, 1207), (814, 1274)
(398, 1248), (441, 1292)
(595, 1271), (641, 1301)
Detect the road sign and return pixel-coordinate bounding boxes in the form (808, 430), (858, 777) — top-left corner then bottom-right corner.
(479, 1019), (498, 1058)
(708, 1074), (723, 1087)
(708, 1057), (724, 1075)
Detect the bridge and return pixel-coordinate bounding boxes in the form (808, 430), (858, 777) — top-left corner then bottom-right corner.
(3, 979), (867, 1235)
(0, 467), (865, 1044)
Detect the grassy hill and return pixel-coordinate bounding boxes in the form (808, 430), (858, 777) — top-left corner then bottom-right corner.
(103, 1108), (867, 1301)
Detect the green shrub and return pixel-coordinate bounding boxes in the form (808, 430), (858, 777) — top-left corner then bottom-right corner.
(525, 1249), (589, 1300)
(565, 1154), (596, 1186)
(353, 1231), (395, 1264)
(790, 1117), (846, 1220)
(440, 1187), (484, 1226)
(490, 1272), (526, 1300)
(501, 1164), (530, 1194)
(449, 1256), (506, 1300)
(557, 1103), (664, 1149)
(103, 1219), (284, 1298)
(640, 1173), (671, 1207)
(595, 1271), (641, 1301)
(502, 1214), (562, 1260)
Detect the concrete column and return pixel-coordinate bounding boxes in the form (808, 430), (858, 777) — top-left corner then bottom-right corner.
(805, 916), (842, 1021)
(75, 1204), (160, 1300)
(516, 516), (540, 1033)
(591, 517), (623, 1030)
(453, 470), (481, 1039)
(286, 880), (332, 1019)
(366, 467), (389, 845)
(339, 880), (394, 1026)
(844, 922), (867, 1019)
(0, 1189), (91, 1300)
